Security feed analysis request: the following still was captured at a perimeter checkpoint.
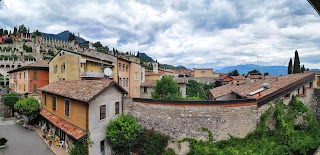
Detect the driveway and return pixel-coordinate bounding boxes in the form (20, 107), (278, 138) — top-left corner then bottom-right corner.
(0, 123), (54, 155)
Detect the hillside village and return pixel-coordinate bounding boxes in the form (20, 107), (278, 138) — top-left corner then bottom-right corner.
(0, 24), (320, 155)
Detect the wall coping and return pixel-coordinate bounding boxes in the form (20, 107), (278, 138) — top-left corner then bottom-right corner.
(132, 98), (257, 107)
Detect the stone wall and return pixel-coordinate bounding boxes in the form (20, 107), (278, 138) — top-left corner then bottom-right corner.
(123, 98), (258, 141)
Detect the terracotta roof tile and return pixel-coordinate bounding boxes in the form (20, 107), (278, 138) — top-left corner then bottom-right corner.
(231, 76), (246, 80)
(39, 80), (124, 102)
(145, 70), (158, 76)
(40, 109), (86, 140)
(210, 73), (314, 100)
(249, 75), (263, 79)
(210, 84), (237, 99)
(8, 60), (49, 73)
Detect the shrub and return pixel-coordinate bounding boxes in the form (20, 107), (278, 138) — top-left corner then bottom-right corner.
(139, 129), (169, 155)
(0, 138), (7, 146)
(163, 148), (177, 155)
(69, 143), (88, 155)
(106, 114), (142, 152)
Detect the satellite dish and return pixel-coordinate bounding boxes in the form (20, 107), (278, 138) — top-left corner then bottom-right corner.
(104, 68), (113, 76)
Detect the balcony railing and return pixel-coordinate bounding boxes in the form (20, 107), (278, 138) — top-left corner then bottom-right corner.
(81, 72), (104, 78)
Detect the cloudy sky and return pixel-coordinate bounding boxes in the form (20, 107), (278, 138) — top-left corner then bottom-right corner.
(0, 0), (320, 70)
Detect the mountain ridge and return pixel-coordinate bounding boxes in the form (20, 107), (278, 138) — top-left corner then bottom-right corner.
(216, 64), (288, 76)
(40, 30), (86, 42)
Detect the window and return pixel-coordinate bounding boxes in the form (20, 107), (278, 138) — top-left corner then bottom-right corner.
(119, 78), (122, 87)
(100, 105), (106, 120)
(24, 72), (26, 79)
(115, 102), (120, 114)
(144, 87), (147, 93)
(100, 140), (105, 155)
(54, 65), (58, 73)
(19, 73), (21, 79)
(134, 72), (138, 80)
(44, 93), (47, 106)
(126, 65), (128, 72)
(122, 64), (125, 72)
(33, 71), (37, 80)
(65, 99), (70, 117)
(61, 63), (65, 73)
(23, 84), (25, 91)
(33, 84), (37, 92)
(126, 78), (129, 87)
(310, 82), (313, 88)
(118, 63), (122, 71)
(52, 96), (57, 111)
(201, 71), (205, 73)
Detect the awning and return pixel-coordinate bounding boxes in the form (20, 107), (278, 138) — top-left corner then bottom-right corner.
(40, 109), (87, 140)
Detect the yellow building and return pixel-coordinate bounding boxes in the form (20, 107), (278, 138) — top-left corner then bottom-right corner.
(192, 68), (219, 78)
(49, 49), (117, 83)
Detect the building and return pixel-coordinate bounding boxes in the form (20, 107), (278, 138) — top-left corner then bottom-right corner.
(8, 60), (49, 99)
(192, 68), (219, 78)
(216, 75), (233, 85)
(209, 72), (315, 111)
(140, 78), (188, 99)
(117, 55), (143, 98)
(48, 49), (117, 83)
(38, 80), (127, 155)
(230, 76), (246, 85)
(247, 74), (263, 83)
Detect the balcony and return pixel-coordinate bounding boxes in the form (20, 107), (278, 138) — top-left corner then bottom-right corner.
(81, 71), (104, 78)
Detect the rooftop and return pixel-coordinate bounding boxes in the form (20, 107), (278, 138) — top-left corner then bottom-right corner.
(211, 72), (315, 101)
(39, 80), (127, 102)
(7, 60), (49, 73)
(40, 109), (86, 140)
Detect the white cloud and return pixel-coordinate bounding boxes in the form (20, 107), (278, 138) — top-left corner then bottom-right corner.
(0, 0), (320, 70)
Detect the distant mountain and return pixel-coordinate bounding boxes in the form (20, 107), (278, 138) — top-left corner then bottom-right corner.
(216, 64), (287, 76)
(159, 64), (187, 70)
(41, 30), (86, 43)
(137, 52), (154, 62)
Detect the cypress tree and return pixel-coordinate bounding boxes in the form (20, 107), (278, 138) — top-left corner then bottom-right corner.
(301, 65), (305, 73)
(288, 58), (293, 74)
(293, 50), (300, 73)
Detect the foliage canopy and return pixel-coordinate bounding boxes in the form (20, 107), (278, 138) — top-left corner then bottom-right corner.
(151, 75), (182, 100)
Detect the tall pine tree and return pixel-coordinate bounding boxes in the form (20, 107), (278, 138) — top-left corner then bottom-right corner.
(301, 65), (305, 73)
(288, 58), (293, 74)
(293, 50), (300, 73)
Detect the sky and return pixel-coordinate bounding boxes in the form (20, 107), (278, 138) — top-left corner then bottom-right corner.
(0, 0), (320, 70)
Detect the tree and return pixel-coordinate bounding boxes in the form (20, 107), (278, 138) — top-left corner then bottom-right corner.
(301, 65), (305, 73)
(247, 69), (261, 75)
(13, 27), (17, 36)
(0, 29), (3, 36)
(3, 30), (8, 35)
(288, 58), (293, 74)
(68, 33), (76, 41)
(93, 41), (103, 48)
(14, 98), (40, 121)
(228, 69), (239, 76)
(151, 75), (182, 100)
(5, 38), (13, 43)
(18, 24), (27, 33)
(293, 50), (300, 73)
(35, 30), (41, 36)
(106, 114), (142, 154)
(186, 80), (207, 99)
(70, 143), (88, 155)
(3, 93), (19, 116)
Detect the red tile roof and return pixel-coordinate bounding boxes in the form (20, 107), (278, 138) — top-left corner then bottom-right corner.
(231, 76), (246, 80)
(210, 73), (315, 100)
(210, 84), (236, 98)
(7, 60), (49, 73)
(40, 109), (86, 140)
(249, 75), (263, 79)
(39, 80), (127, 102)
(145, 70), (158, 76)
